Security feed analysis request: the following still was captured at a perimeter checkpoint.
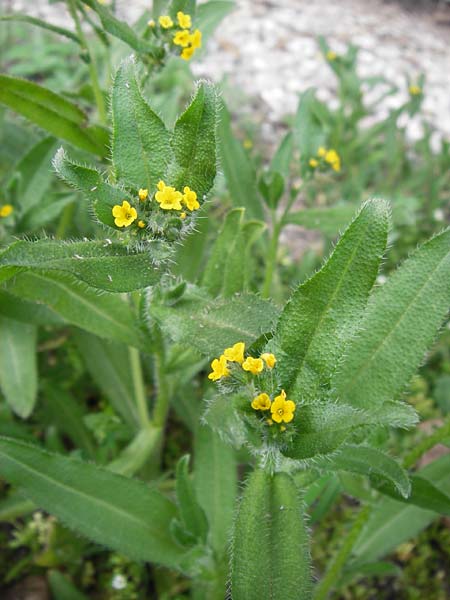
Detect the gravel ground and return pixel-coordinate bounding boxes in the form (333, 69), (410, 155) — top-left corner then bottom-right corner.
(6, 0), (450, 143)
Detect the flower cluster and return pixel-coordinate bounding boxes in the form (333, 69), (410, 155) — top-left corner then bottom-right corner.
(150, 11), (202, 61)
(208, 342), (296, 432)
(111, 181), (199, 229)
(0, 204), (13, 218)
(309, 146), (341, 172)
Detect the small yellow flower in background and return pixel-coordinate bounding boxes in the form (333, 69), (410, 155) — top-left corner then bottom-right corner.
(138, 188), (148, 201)
(261, 353), (276, 369)
(182, 186), (200, 211)
(325, 149), (341, 172)
(0, 204), (13, 218)
(155, 180), (183, 210)
(181, 46), (195, 61)
(147, 19), (155, 27)
(180, 212), (187, 219)
(208, 355), (229, 381)
(189, 29), (202, 49)
(280, 425), (287, 432)
(112, 201), (137, 227)
(159, 15), (173, 29)
(173, 30), (190, 47)
(242, 356), (264, 375)
(271, 390), (296, 424)
(317, 146), (326, 157)
(137, 220), (146, 229)
(251, 393), (271, 411)
(309, 158), (318, 168)
(409, 85), (422, 96)
(177, 11), (192, 29)
(326, 50), (337, 61)
(224, 342), (245, 364)
(267, 418), (273, 426)
(243, 139), (253, 150)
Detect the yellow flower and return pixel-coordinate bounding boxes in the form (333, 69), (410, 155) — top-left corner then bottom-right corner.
(155, 181), (183, 210)
(243, 139), (253, 149)
(112, 200), (137, 227)
(223, 342), (245, 364)
(189, 29), (202, 49)
(208, 355), (229, 381)
(177, 11), (192, 29)
(182, 186), (200, 211)
(325, 149), (341, 172)
(173, 30), (190, 47)
(0, 204), (13, 218)
(260, 353), (276, 369)
(137, 220), (146, 228)
(180, 212), (187, 219)
(270, 390), (296, 424)
(409, 85), (421, 96)
(242, 356), (264, 375)
(138, 188), (148, 201)
(159, 15), (173, 28)
(326, 50), (337, 61)
(181, 46), (195, 61)
(309, 158), (318, 168)
(317, 146), (326, 157)
(251, 393), (271, 411)
(148, 19), (155, 27)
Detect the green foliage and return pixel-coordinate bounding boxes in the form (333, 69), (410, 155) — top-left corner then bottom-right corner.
(0, 437), (183, 568)
(231, 470), (312, 600)
(175, 455), (208, 543)
(0, 14), (81, 43)
(0, 75), (108, 156)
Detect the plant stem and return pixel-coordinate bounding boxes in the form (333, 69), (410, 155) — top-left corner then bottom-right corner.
(313, 504), (371, 600)
(67, 0), (107, 125)
(128, 346), (151, 429)
(403, 416), (450, 469)
(262, 211), (281, 298)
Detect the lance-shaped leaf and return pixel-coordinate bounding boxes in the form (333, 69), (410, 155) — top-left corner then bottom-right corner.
(319, 445), (411, 498)
(217, 102), (264, 219)
(0, 290), (64, 326)
(375, 474), (450, 516)
(0, 437), (184, 568)
(0, 317), (37, 419)
(53, 149), (129, 229)
(0, 239), (167, 292)
(112, 57), (171, 190)
(231, 470), (312, 600)
(6, 272), (145, 350)
(271, 199), (389, 400)
(283, 205), (356, 236)
(284, 401), (417, 460)
(149, 287), (279, 357)
(175, 455), (208, 542)
(0, 75), (108, 157)
(334, 227), (450, 408)
(195, 426), (236, 554)
(168, 82), (218, 200)
(202, 208), (265, 297)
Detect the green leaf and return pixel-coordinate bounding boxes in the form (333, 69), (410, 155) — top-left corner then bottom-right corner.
(353, 454), (450, 562)
(53, 148), (130, 229)
(149, 287), (279, 357)
(48, 571), (89, 600)
(0, 75), (108, 156)
(6, 271), (144, 349)
(0, 14), (80, 43)
(73, 332), (140, 428)
(376, 475), (450, 516)
(80, 0), (156, 54)
(284, 205), (356, 236)
(334, 227), (450, 408)
(108, 428), (161, 477)
(168, 82), (218, 200)
(323, 445), (411, 498)
(271, 199), (390, 400)
(0, 239), (166, 292)
(202, 208), (265, 297)
(294, 89), (325, 160)
(0, 317), (37, 419)
(0, 437), (183, 567)
(194, 426), (236, 554)
(231, 470), (312, 600)
(176, 455), (208, 542)
(271, 131), (293, 180)
(217, 102), (264, 219)
(0, 289), (64, 326)
(195, 1), (235, 41)
(112, 56), (171, 190)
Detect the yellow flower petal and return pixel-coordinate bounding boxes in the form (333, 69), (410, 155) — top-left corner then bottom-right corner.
(242, 356), (264, 375)
(159, 15), (173, 29)
(177, 11), (192, 29)
(260, 353), (276, 369)
(0, 204), (14, 218)
(223, 342), (245, 364)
